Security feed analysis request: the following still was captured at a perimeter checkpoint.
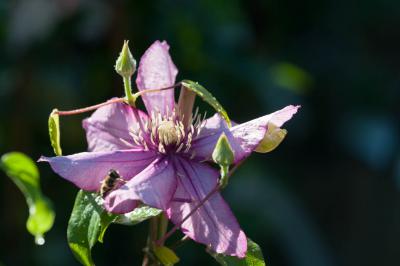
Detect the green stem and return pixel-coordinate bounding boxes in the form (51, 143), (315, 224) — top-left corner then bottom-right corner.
(157, 213), (169, 245)
(143, 214), (168, 266)
(143, 217), (159, 266)
(123, 76), (135, 107)
(170, 235), (190, 250)
(55, 98), (125, 116)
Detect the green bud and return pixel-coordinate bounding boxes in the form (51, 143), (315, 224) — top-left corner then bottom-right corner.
(212, 133), (234, 188)
(115, 40), (136, 78)
(212, 133), (234, 166)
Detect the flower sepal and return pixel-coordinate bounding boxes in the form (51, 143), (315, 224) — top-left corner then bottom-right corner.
(255, 123), (288, 153)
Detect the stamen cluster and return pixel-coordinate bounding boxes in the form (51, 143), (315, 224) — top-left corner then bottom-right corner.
(121, 107), (206, 158)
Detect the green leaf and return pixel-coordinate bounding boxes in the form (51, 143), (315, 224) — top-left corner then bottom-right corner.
(48, 109), (62, 156)
(210, 239), (266, 266)
(153, 246), (180, 266)
(98, 210), (116, 243)
(255, 123), (287, 153)
(0, 152), (55, 245)
(115, 205), (162, 225)
(181, 80), (231, 127)
(67, 190), (116, 266)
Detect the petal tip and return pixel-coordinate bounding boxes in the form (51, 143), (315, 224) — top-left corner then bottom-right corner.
(236, 231), (248, 258)
(152, 40), (170, 50)
(37, 156), (49, 162)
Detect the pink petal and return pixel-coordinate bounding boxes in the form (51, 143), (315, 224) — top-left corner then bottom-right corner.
(136, 40), (178, 116)
(39, 149), (158, 191)
(192, 105), (300, 163)
(167, 157), (247, 257)
(190, 114), (241, 162)
(230, 105), (300, 161)
(104, 198), (139, 214)
(82, 101), (149, 152)
(104, 157), (176, 213)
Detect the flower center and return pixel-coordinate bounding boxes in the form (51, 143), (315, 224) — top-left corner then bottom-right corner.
(125, 107), (207, 157)
(158, 120), (180, 146)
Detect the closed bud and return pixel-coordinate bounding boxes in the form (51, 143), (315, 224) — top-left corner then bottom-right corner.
(115, 40), (136, 78)
(212, 133), (234, 166)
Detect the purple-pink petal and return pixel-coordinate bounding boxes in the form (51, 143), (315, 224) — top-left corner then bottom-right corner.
(230, 105), (299, 161)
(38, 149), (157, 191)
(105, 157), (177, 213)
(136, 40), (178, 116)
(167, 157), (247, 257)
(82, 101), (148, 152)
(191, 105), (300, 163)
(190, 113), (239, 162)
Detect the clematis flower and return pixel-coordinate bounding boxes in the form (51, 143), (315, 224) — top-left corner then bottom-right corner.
(40, 40), (299, 258)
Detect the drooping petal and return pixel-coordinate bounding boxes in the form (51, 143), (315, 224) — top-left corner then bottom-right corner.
(39, 149), (158, 191)
(82, 101), (149, 152)
(191, 105), (300, 163)
(104, 157), (177, 213)
(167, 157), (247, 257)
(136, 40), (178, 116)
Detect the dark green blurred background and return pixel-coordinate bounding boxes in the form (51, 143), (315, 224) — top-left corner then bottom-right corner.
(1, 0), (399, 265)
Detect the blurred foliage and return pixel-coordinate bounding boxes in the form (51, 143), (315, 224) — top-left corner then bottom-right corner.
(0, 0), (399, 266)
(0, 152), (55, 246)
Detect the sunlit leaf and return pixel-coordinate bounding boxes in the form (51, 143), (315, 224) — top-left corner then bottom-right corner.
(0, 152), (55, 245)
(210, 238), (266, 266)
(153, 246), (180, 266)
(48, 109), (62, 156)
(67, 190), (116, 266)
(115, 205), (162, 225)
(255, 123), (287, 153)
(181, 80), (231, 127)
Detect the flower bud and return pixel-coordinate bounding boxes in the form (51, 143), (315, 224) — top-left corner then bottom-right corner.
(212, 133), (234, 167)
(212, 133), (234, 188)
(115, 40), (136, 78)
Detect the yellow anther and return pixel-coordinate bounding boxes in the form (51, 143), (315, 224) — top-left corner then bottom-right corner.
(158, 121), (179, 146)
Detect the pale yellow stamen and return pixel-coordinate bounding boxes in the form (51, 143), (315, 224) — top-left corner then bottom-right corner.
(158, 121), (179, 146)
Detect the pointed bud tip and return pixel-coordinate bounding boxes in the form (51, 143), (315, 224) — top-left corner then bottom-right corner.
(115, 40), (137, 78)
(212, 133), (234, 166)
